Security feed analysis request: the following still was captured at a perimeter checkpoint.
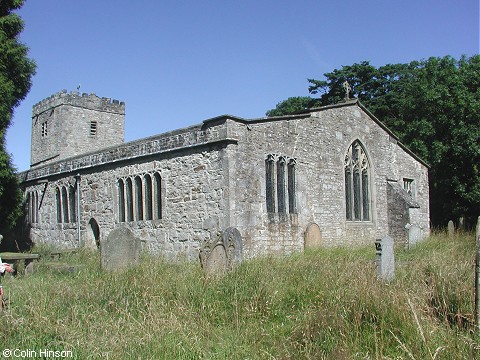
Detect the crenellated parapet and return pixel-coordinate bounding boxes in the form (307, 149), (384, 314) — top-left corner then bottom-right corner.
(32, 89), (125, 116)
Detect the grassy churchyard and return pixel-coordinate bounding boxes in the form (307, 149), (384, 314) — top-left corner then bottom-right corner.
(1, 232), (479, 359)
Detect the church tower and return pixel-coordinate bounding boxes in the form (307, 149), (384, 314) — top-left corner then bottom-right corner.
(30, 90), (125, 167)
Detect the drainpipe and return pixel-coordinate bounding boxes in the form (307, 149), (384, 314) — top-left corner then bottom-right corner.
(75, 174), (81, 247)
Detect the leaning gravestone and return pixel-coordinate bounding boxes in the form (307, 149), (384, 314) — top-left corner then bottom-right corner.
(304, 223), (322, 249)
(448, 220), (455, 238)
(101, 227), (141, 271)
(375, 235), (395, 282)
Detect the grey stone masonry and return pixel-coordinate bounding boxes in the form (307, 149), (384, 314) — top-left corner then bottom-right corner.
(20, 93), (430, 262)
(31, 90), (125, 167)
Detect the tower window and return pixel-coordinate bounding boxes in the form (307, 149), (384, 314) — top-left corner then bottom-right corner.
(41, 121), (48, 137)
(90, 121), (97, 136)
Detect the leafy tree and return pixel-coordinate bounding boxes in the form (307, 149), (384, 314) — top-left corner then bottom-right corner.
(269, 56), (480, 227)
(266, 96), (319, 117)
(0, 0), (36, 238)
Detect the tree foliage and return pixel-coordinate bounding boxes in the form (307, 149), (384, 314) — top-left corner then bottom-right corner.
(269, 55), (480, 227)
(0, 0), (35, 236)
(265, 96), (319, 117)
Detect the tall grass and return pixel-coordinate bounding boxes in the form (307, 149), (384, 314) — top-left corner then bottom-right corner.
(1, 232), (479, 359)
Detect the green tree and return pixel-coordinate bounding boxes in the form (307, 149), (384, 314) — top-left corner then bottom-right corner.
(266, 96), (319, 117)
(269, 56), (480, 227)
(0, 0), (36, 237)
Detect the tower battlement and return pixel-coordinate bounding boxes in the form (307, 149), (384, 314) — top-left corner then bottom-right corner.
(30, 90), (125, 168)
(33, 89), (125, 117)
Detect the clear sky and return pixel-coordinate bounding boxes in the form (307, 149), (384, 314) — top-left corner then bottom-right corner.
(7, 0), (479, 171)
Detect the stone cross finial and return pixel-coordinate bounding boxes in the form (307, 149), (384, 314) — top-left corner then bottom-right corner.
(342, 81), (352, 101)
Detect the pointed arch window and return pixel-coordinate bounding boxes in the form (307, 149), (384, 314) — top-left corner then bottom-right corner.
(345, 140), (370, 221)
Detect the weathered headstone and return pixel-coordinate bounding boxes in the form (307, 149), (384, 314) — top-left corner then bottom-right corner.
(200, 227), (243, 275)
(204, 243), (228, 275)
(406, 224), (422, 249)
(375, 235), (395, 282)
(459, 217), (465, 232)
(304, 223), (322, 249)
(101, 227), (141, 271)
(448, 220), (455, 238)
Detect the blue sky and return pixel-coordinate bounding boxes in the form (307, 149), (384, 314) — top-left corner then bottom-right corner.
(7, 0), (479, 171)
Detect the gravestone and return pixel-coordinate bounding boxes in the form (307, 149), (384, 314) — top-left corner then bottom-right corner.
(448, 220), (455, 238)
(405, 224), (422, 248)
(375, 235), (395, 282)
(459, 217), (465, 232)
(304, 223), (322, 249)
(203, 243), (228, 275)
(101, 227), (141, 271)
(222, 227), (243, 267)
(200, 227), (243, 275)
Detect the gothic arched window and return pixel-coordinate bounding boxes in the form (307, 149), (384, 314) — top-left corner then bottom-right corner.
(345, 140), (370, 221)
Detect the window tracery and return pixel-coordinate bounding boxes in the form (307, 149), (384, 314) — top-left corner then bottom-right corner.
(265, 154), (297, 215)
(345, 140), (370, 221)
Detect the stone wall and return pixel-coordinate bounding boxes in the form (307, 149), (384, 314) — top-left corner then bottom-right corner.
(227, 101), (430, 258)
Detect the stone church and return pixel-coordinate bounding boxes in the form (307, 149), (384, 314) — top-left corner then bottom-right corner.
(19, 90), (430, 261)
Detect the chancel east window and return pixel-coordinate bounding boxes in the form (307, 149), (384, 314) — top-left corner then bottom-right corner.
(345, 140), (370, 221)
(265, 154), (297, 215)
